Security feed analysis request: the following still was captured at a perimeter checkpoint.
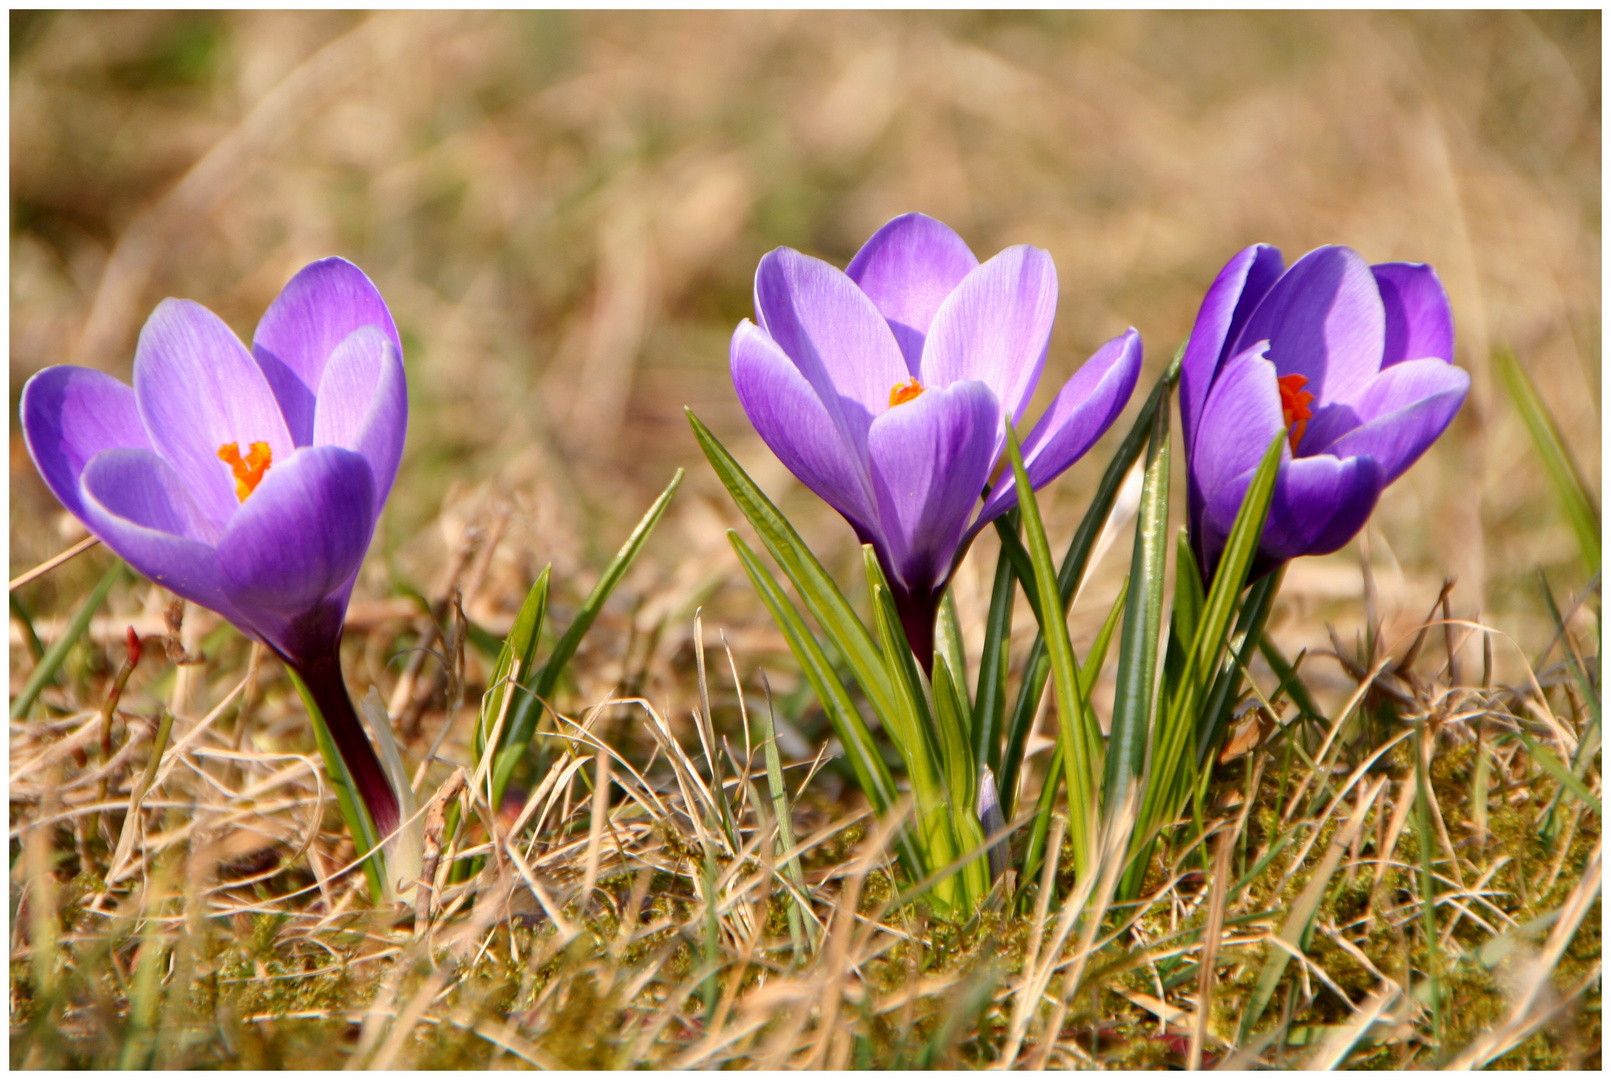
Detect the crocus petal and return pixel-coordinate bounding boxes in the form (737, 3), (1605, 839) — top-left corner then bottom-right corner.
(1190, 343), (1286, 519)
(845, 213), (979, 371)
(1201, 453), (1383, 571)
(753, 247), (909, 450)
(975, 327), (1143, 527)
(1179, 243), (1284, 458)
(311, 327), (408, 512)
(866, 380), (1000, 596)
(133, 299), (296, 530)
(20, 366), (151, 521)
(1320, 359), (1469, 484)
(919, 245), (1058, 426)
(216, 446), (376, 635)
(730, 320), (882, 539)
(1373, 262), (1454, 368)
(1234, 245), (1386, 407)
(252, 257), (403, 446)
(78, 449), (243, 623)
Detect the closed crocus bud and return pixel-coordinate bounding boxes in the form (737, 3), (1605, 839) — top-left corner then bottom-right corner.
(731, 213), (1142, 669)
(21, 258), (408, 841)
(978, 766), (1009, 881)
(1180, 244), (1469, 581)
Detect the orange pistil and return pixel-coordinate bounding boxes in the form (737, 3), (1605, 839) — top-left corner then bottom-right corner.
(888, 377), (925, 408)
(1277, 373), (1314, 453)
(217, 441), (273, 502)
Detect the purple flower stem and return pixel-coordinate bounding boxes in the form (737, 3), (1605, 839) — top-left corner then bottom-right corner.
(289, 646), (401, 841)
(891, 583), (940, 676)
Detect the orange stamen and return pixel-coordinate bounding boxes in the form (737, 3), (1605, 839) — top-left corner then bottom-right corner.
(1277, 374), (1315, 454)
(888, 377), (925, 408)
(217, 441), (273, 502)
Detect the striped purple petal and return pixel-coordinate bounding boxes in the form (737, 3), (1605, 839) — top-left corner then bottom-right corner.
(846, 212), (978, 371)
(919, 244), (1058, 427)
(133, 299), (295, 531)
(310, 327), (408, 513)
(975, 327), (1143, 528)
(215, 445), (377, 651)
(253, 257), (402, 446)
(21, 366), (151, 521)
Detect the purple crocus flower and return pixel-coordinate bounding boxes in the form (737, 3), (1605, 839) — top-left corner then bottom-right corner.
(21, 258), (406, 838)
(731, 213), (1142, 666)
(1181, 244), (1469, 580)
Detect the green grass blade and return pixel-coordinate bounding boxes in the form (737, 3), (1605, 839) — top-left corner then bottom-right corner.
(1515, 727), (1602, 816)
(934, 652), (990, 905)
(730, 534), (927, 891)
(758, 677), (811, 956)
(861, 549), (944, 776)
(1005, 417), (1101, 879)
(1157, 529), (1205, 772)
(988, 518), (1045, 627)
(937, 591), (972, 722)
(1102, 402), (1171, 816)
(1538, 570), (1600, 734)
(1496, 347), (1599, 571)
(689, 409), (896, 719)
(1195, 567), (1282, 766)
(998, 372), (1170, 816)
(1411, 731), (1444, 1044)
(10, 592), (45, 663)
(729, 533), (901, 817)
(1258, 633), (1326, 723)
(1236, 792), (1376, 1043)
(475, 566), (549, 764)
(535, 468), (682, 703)
(1172, 527), (1205, 650)
(973, 521), (1018, 774)
(12, 560), (123, 720)
(493, 469), (682, 805)
(862, 547), (967, 907)
(1124, 428), (1283, 899)
(933, 651), (979, 825)
(1020, 578), (1126, 890)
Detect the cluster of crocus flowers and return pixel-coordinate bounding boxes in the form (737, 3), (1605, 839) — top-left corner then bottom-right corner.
(21, 258), (408, 842)
(730, 213), (1142, 665)
(1179, 243), (1469, 581)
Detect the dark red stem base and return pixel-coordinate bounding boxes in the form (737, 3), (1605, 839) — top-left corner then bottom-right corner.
(891, 583), (940, 678)
(289, 647), (401, 841)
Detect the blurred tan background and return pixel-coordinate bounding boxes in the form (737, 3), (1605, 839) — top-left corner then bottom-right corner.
(10, 11), (1600, 709)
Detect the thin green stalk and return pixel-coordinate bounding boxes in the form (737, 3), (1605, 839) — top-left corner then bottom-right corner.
(730, 533), (923, 882)
(1121, 429), (1283, 900)
(1496, 346), (1599, 571)
(998, 372), (1171, 817)
(865, 551), (966, 910)
(12, 560), (123, 719)
(689, 410), (898, 720)
(10, 592), (45, 663)
(1412, 723), (1444, 1047)
(973, 517), (1018, 775)
(1019, 579), (1126, 894)
(1103, 401), (1171, 815)
(498, 469), (682, 805)
(759, 676), (811, 958)
(1004, 417), (1102, 881)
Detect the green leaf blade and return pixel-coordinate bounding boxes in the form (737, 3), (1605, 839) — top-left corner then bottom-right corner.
(689, 409), (898, 720)
(998, 372), (1170, 816)
(1102, 402), (1171, 815)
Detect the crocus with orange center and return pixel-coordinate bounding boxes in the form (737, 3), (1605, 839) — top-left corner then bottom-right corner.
(730, 213), (1142, 667)
(21, 258), (408, 839)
